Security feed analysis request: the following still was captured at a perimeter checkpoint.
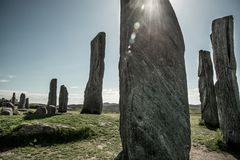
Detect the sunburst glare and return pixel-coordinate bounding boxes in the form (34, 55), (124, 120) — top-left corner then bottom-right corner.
(142, 0), (160, 17)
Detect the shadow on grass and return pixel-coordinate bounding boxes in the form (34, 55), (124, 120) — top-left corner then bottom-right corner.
(205, 124), (219, 131)
(198, 118), (219, 131)
(218, 142), (240, 159)
(0, 127), (95, 152)
(23, 113), (63, 120)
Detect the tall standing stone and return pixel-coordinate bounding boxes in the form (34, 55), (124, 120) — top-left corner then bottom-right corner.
(11, 92), (16, 105)
(18, 93), (26, 109)
(25, 98), (29, 109)
(211, 15), (240, 146)
(58, 85), (68, 113)
(47, 79), (57, 106)
(198, 50), (219, 128)
(81, 32), (106, 114)
(116, 0), (191, 159)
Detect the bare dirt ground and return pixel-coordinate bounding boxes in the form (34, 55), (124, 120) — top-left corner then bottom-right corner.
(190, 143), (239, 160)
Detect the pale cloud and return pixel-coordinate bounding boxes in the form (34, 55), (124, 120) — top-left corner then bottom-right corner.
(102, 88), (119, 103)
(0, 89), (119, 105)
(0, 90), (47, 104)
(0, 88), (198, 105)
(68, 93), (83, 104)
(7, 75), (16, 79)
(70, 86), (80, 89)
(66, 88), (198, 105)
(0, 80), (9, 83)
(66, 88), (119, 104)
(0, 90), (83, 105)
(0, 75), (16, 83)
(188, 88), (200, 105)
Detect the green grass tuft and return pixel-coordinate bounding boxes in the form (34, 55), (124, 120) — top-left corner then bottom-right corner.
(205, 129), (225, 151)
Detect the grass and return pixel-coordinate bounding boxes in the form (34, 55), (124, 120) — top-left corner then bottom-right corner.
(0, 111), (121, 160)
(0, 110), (229, 160)
(190, 112), (224, 152)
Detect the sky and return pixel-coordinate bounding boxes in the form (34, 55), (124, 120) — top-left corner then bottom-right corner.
(0, 0), (239, 105)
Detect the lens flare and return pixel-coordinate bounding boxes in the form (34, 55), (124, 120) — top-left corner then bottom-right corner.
(134, 22), (140, 30)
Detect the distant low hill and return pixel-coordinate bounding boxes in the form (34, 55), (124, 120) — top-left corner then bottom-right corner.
(68, 103), (119, 113)
(189, 104), (200, 110)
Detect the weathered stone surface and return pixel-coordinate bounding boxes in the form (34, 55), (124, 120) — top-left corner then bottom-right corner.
(58, 85), (68, 113)
(25, 98), (29, 109)
(1, 107), (13, 116)
(198, 50), (219, 128)
(11, 92), (16, 105)
(34, 106), (47, 116)
(0, 98), (4, 107)
(47, 79), (57, 106)
(46, 105), (57, 115)
(81, 32), (106, 114)
(211, 15), (240, 146)
(117, 0), (191, 159)
(18, 93), (26, 109)
(12, 124), (76, 136)
(13, 110), (21, 115)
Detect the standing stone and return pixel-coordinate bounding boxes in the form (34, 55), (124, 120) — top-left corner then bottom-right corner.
(116, 0), (191, 159)
(18, 93), (26, 109)
(81, 32), (106, 114)
(25, 98), (29, 109)
(198, 50), (219, 128)
(58, 85), (68, 113)
(211, 15), (240, 147)
(47, 79), (57, 106)
(11, 92), (16, 105)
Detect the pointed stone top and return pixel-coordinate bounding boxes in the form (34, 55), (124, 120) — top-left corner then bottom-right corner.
(60, 85), (67, 90)
(91, 32), (106, 43)
(96, 32), (106, 37)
